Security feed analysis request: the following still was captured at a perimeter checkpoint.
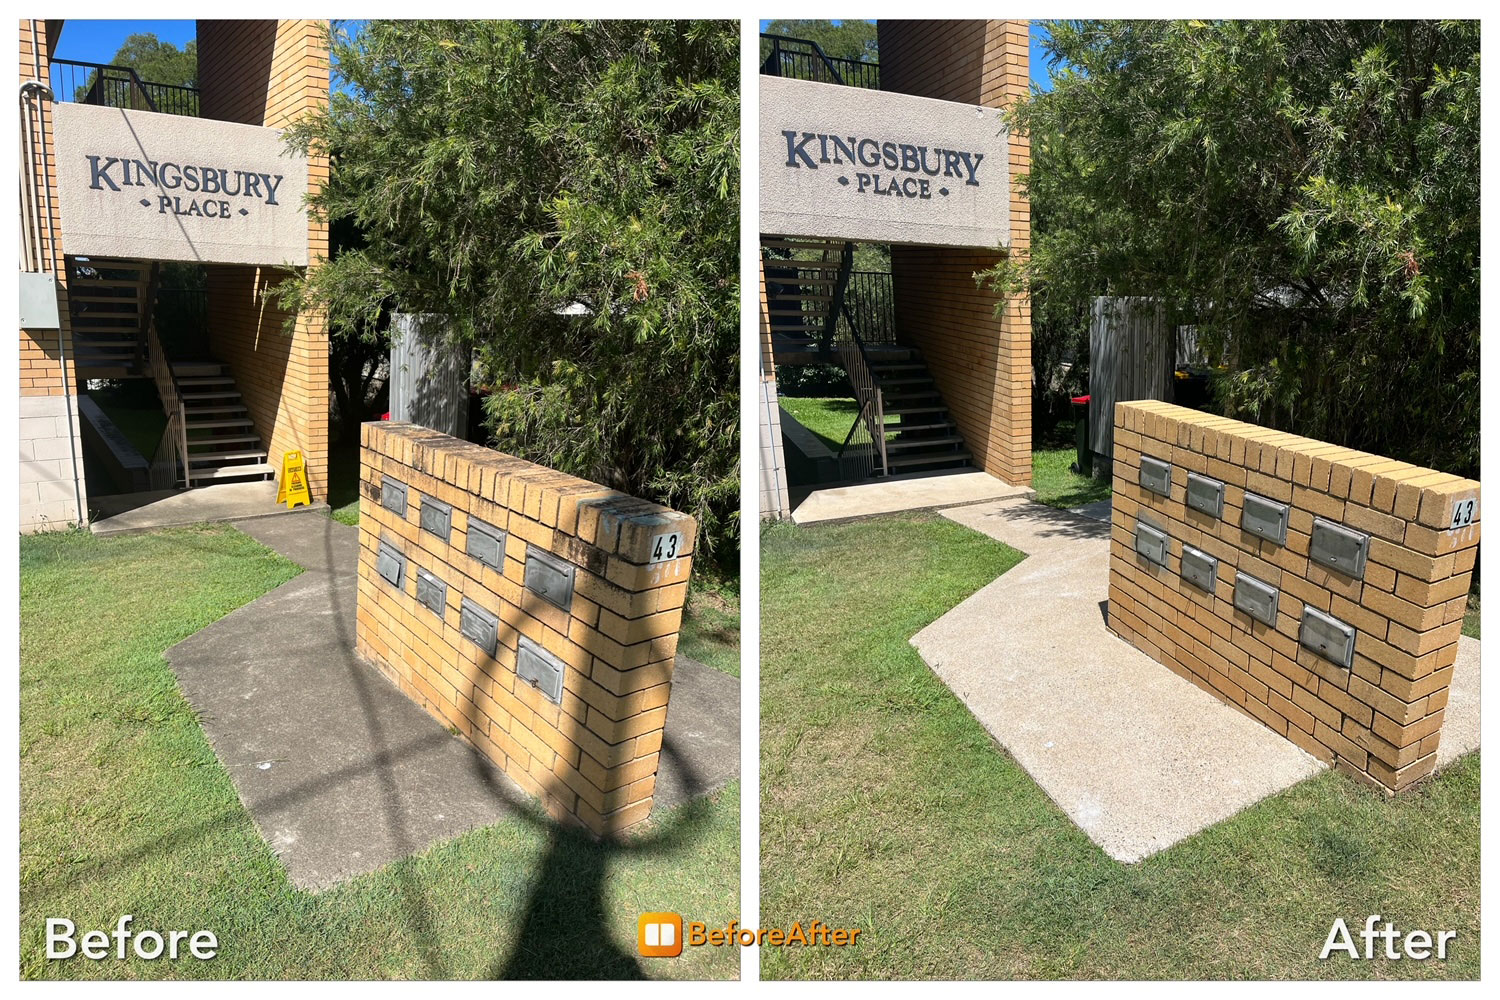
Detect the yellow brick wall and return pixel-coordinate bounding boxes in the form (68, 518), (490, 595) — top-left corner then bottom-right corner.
(356, 422), (698, 835)
(878, 19), (1032, 485)
(197, 20), (331, 497)
(1109, 401), (1480, 794)
(19, 18), (74, 398)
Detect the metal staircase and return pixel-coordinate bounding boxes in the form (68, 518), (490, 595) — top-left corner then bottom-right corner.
(66, 257), (154, 379)
(67, 255), (272, 489)
(173, 359), (274, 484)
(764, 238), (972, 478)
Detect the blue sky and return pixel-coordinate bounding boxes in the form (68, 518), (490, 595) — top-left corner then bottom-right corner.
(52, 19), (196, 63)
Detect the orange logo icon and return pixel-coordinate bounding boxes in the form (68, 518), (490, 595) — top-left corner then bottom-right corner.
(638, 912), (683, 957)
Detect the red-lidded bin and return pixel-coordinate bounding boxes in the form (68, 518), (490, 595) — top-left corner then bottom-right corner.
(1070, 394), (1092, 478)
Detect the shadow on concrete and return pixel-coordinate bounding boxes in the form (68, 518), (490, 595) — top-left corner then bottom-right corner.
(974, 498), (1112, 543)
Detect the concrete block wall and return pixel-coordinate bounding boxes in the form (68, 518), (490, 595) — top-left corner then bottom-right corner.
(878, 20), (1033, 486)
(1108, 401), (1480, 794)
(198, 20), (331, 498)
(356, 421), (697, 835)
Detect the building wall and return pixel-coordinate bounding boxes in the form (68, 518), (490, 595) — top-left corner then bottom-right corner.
(878, 20), (1033, 485)
(197, 20), (331, 497)
(19, 18), (86, 530)
(357, 422), (697, 835)
(758, 258), (792, 519)
(1109, 401), (1480, 794)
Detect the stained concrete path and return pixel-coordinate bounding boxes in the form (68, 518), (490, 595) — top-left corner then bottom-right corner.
(166, 511), (738, 890)
(92, 481), (328, 536)
(792, 469), (1031, 524)
(912, 497), (1327, 863)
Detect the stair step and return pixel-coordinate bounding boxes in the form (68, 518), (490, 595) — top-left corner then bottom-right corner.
(191, 463), (275, 481)
(188, 449), (268, 463)
(185, 417), (254, 429)
(179, 375), (235, 385)
(887, 449), (972, 468)
(182, 391), (242, 400)
(871, 363), (926, 372)
(887, 435), (965, 450)
(880, 377), (935, 386)
(885, 405), (949, 416)
(68, 278), (142, 288)
(183, 405), (249, 416)
(186, 433), (261, 445)
(891, 420), (957, 433)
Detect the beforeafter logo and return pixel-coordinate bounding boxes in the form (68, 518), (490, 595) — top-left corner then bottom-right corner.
(637, 912), (862, 958)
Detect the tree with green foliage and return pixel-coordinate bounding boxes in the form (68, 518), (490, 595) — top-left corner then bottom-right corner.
(999, 20), (1479, 477)
(761, 19), (877, 62)
(276, 20), (740, 567)
(73, 32), (196, 101)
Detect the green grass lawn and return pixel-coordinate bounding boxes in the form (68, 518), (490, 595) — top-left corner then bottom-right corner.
(761, 514), (1479, 980)
(88, 383), (168, 462)
(779, 396), (900, 455)
(1462, 590), (1479, 639)
(20, 526), (739, 980)
(1031, 419), (1112, 510)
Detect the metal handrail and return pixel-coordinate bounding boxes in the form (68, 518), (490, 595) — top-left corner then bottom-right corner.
(49, 59), (200, 117)
(759, 34), (879, 90)
(144, 271), (192, 489)
(829, 244), (890, 477)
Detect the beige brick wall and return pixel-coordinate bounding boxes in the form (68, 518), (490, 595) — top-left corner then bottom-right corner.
(878, 19), (1032, 486)
(197, 20), (331, 497)
(356, 422), (698, 835)
(1109, 401), (1480, 794)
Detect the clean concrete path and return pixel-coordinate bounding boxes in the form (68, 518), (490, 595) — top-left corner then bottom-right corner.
(1438, 636), (1480, 769)
(167, 511), (738, 890)
(912, 497), (1327, 863)
(792, 469), (1031, 524)
(92, 481), (328, 536)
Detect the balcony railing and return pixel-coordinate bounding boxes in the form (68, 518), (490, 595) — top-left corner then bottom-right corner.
(760, 34), (879, 90)
(49, 59), (199, 117)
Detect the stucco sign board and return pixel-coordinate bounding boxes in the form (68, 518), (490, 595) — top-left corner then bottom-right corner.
(52, 102), (309, 266)
(759, 75), (1010, 249)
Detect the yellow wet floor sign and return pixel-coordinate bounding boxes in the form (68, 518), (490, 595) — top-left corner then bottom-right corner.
(277, 450), (312, 509)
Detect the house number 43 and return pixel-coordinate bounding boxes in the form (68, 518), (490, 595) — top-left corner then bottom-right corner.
(1449, 498), (1477, 530)
(649, 531), (684, 564)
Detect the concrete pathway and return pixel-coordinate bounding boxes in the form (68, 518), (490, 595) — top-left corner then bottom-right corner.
(912, 497), (1327, 863)
(166, 511), (738, 890)
(792, 469), (1031, 524)
(92, 481), (328, 536)
(1438, 636), (1480, 769)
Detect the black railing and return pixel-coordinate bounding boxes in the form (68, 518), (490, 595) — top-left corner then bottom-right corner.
(760, 34), (879, 90)
(49, 59), (200, 117)
(843, 271), (896, 345)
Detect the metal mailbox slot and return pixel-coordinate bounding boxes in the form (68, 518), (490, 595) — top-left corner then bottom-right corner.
(415, 567), (447, 616)
(516, 636), (565, 705)
(1242, 493), (1289, 546)
(1186, 473), (1225, 518)
(1180, 545), (1219, 593)
(459, 597), (499, 657)
(1309, 518), (1369, 579)
(380, 475), (408, 515)
(376, 539), (405, 589)
(524, 545), (576, 612)
(1234, 572), (1279, 626)
(420, 496), (453, 541)
(466, 517), (507, 570)
(1300, 606), (1357, 669)
(1133, 518), (1170, 567)
(1139, 455), (1173, 497)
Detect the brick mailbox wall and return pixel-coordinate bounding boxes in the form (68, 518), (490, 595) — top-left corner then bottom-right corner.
(1108, 401), (1479, 794)
(355, 421), (697, 835)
